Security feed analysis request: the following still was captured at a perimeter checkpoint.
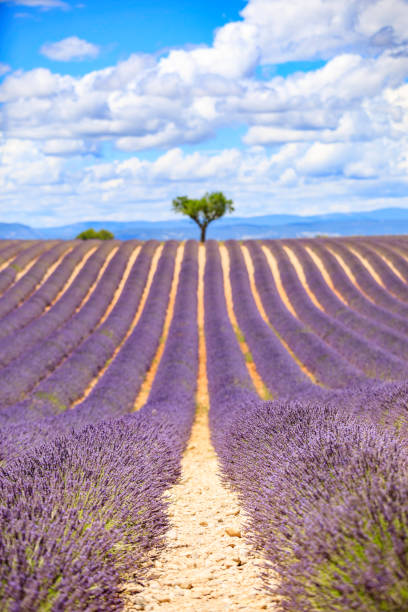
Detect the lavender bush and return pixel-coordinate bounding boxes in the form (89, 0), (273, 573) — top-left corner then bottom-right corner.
(347, 238), (408, 303)
(361, 237), (408, 283)
(322, 238), (408, 318)
(204, 239), (408, 612)
(0, 415), (178, 611)
(302, 239), (408, 338)
(0, 241), (199, 609)
(1, 237), (408, 611)
(224, 400), (408, 612)
(0, 241), (55, 295)
(0, 241), (94, 339)
(284, 239), (408, 362)
(5, 240), (154, 421)
(0, 241), (117, 368)
(225, 240), (321, 399)
(265, 240), (408, 381)
(0, 241), (30, 265)
(0, 241), (72, 322)
(0, 241), (128, 405)
(245, 240), (368, 388)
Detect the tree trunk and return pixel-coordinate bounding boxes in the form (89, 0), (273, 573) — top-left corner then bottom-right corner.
(200, 224), (207, 243)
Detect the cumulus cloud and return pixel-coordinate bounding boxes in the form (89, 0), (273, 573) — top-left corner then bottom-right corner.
(241, 0), (408, 63)
(2, 0), (408, 222)
(1, 139), (408, 227)
(40, 36), (99, 61)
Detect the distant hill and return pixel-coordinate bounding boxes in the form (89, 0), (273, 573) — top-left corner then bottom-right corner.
(1, 208), (408, 240)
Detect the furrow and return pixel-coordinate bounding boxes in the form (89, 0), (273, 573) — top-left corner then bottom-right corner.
(73, 242), (163, 406)
(264, 241), (408, 381)
(219, 243), (269, 399)
(0, 242), (96, 339)
(134, 243), (184, 411)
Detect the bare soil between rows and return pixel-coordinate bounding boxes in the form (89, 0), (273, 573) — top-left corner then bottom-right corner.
(123, 244), (275, 610)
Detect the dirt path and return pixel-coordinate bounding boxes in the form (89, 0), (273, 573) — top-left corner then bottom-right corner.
(125, 244), (274, 611)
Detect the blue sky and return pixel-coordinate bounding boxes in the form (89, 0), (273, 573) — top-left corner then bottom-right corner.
(1, 0), (408, 226)
(1, 1), (246, 74)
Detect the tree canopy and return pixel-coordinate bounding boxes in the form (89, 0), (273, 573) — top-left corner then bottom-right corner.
(76, 228), (114, 240)
(172, 191), (234, 242)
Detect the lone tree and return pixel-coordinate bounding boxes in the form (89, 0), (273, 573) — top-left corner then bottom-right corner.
(172, 191), (234, 243)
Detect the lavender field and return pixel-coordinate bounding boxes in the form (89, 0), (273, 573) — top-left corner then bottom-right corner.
(1, 236), (408, 611)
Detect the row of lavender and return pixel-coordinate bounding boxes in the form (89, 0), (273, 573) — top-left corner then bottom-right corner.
(264, 240), (408, 380)
(0, 242), (198, 610)
(206, 239), (408, 611)
(1, 235), (408, 609)
(0, 234), (405, 424)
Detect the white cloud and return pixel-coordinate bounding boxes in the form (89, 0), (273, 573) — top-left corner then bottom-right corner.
(0, 64), (11, 76)
(0, 0), (69, 8)
(0, 68), (72, 101)
(0, 139), (62, 188)
(2, 0), (408, 223)
(1, 139), (408, 227)
(296, 142), (353, 176)
(40, 36), (99, 61)
(241, 0), (408, 63)
(42, 138), (98, 155)
(158, 21), (260, 82)
(244, 126), (321, 145)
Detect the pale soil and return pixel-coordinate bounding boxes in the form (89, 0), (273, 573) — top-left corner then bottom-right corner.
(44, 246), (98, 312)
(0, 254), (19, 274)
(98, 246), (141, 327)
(346, 245), (385, 288)
(304, 246), (348, 305)
(0, 253), (44, 297)
(134, 243), (184, 411)
(73, 244), (163, 406)
(14, 255), (42, 282)
(260, 246), (297, 318)
(283, 245), (323, 311)
(219, 244), (271, 399)
(364, 245), (405, 283)
(34, 246), (74, 289)
(73, 245), (119, 314)
(243, 245), (319, 384)
(10, 246), (75, 309)
(325, 245), (376, 304)
(123, 244), (276, 611)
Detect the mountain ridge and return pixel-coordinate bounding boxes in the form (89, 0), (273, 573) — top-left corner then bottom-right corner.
(1, 208), (408, 240)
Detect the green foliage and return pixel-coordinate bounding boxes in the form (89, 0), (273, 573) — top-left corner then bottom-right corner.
(245, 351), (254, 363)
(76, 228), (114, 240)
(34, 392), (66, 413)
(172, 191), (234, 242)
